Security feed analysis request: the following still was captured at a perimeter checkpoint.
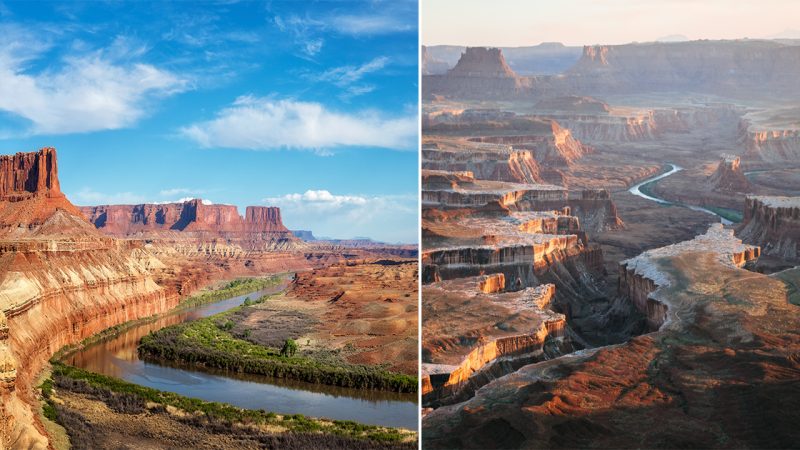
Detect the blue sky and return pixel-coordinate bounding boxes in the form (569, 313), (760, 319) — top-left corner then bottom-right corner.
(0, 0), (418, 243)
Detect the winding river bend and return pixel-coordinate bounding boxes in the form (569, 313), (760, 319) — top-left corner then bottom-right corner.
(628, 163), (733, 225)
(64, 279), (417, 429)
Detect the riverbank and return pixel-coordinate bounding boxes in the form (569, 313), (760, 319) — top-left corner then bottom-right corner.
(138, 294), (418, 393)
(630, 163), (740, 224)
(42, 362), (416, 449)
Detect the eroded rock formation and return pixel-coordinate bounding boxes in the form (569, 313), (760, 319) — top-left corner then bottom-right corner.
(423, 224), (800, 450)
(737, 196), (800, 260)
(709, 154), (752, 192)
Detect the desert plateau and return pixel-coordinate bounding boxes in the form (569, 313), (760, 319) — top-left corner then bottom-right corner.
(421, 31), (800, 449)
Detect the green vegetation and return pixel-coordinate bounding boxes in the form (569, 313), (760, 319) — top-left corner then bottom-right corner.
(180, 276), (284, 309)
(50, 362), (413, 443)
(52, 276), (284, 361)
(280, 339), (298, 357)
(138, 303), (417, 393)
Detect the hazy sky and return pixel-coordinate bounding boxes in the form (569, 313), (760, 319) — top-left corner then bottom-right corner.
(0, 0), (418, 243)
(423, 0), (800, 46)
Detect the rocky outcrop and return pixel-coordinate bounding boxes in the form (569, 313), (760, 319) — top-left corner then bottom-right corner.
(709, 154), (752, 192)
(423, 47), (532, 100)
(449, 47), (517, 78)
(0, 148), (60, 199)
(620, 223), (760, 330)
(737, 196), (800, 260)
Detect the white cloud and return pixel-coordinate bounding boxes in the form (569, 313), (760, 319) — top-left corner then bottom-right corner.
(179, 96), (417, 152)
(263, 190), (417, 243)
(0, 28), (187, 135)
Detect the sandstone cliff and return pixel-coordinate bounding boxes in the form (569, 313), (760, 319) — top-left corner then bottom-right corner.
(737, 196), (800, 260)
(80, 200), (298, 251)
(0, 149), (179, 449)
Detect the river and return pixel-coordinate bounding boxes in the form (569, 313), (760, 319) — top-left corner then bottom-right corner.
(628, 163), (733, 225)
(64, 278), (418, 429)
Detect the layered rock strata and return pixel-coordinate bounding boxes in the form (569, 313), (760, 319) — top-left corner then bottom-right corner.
(422, 145), (543, 184)
(422, 276), (565, 406)
(737, 196), (800, 260)
(423, 225), (800, 450)
(0, 149), (179, 449)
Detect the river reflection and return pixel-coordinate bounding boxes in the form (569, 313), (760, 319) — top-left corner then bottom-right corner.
(65, 280), (418, 429)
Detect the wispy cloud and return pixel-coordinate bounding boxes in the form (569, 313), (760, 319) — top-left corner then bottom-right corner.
(273, 15), (325, 57)
(0, 28), (187, 135)
(316, 56), (389, 87)
(310, 56), (388, 99)
(263, 189), (416, 243)
(179, 96), (417, 152)
(328, 14), (415, 36)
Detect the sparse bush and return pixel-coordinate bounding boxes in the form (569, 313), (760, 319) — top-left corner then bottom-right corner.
(280, 339), (298, 357)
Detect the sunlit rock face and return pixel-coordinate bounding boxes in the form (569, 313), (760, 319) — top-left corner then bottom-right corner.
(424, 223), (800, 450)
(0, 149), (179, 449)
(81, 200), (299, 252)
(421, 276), (564, 406)
(737, 196), (800, 260)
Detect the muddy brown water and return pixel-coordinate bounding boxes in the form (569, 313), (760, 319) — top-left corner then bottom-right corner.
(65, 280), (418, 429)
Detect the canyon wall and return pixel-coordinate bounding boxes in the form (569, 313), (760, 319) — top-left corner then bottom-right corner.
(737, 196), (800, 260)
(619, 224), (760, 330)
(0, 149), (184, 449)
